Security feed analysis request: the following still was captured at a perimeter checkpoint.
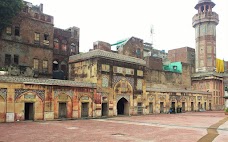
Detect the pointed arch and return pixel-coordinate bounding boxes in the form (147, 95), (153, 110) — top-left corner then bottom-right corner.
(114, 79), (133, 94)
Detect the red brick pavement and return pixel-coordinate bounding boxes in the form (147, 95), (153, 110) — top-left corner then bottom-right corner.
(0, 111), (227, 142)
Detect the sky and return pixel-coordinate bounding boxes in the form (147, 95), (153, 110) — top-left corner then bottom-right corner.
(27, 0), (228, 60)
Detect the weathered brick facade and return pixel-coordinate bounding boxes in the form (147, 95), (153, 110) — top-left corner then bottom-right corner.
(0, 2), (54, 78)
(144, 56), (163, 71)
(0, 1), (80, 79)
(93, 41), (111, 52)
(117, 37), (144, 59)
(168, 47), (195, 66)
(53, 27), (80, 79)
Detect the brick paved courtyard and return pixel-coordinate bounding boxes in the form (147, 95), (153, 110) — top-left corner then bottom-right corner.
(0, 111), (227, 142)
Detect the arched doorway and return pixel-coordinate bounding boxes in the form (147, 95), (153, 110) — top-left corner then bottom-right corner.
(54, 93), (72, 119)
(117, 98), (129, 115)
(15, 92), (44, 121)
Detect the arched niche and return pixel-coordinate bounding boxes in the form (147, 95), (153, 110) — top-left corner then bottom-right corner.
(79, 95), (93, 118)
(54, 93), (73, 119)
(15, 91), (44, 121)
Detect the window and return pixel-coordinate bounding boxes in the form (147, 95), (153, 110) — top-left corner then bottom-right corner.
(14, 55), (19, 65)
(43, 34), (49, 45)
(47, 16), (51, 22)
(201, 6), (204, 12)
(6, 27), (12, 35)
(136, 48), (141, 58)
(41, 15), (45, 21)
(34, 13), (39, 19)
(70, 43), (76, 55)
(54, 39), (59, 49)
(23, 7), (28, 13)
(33, 59), (39, 70)
(5, 54), (11, 66)
(15, 26), (20, 36)
(42, 60), (48, 72)
(61, 40), (67, 51)
(34, 33), (40, 44)
(44, 34), (49, 40)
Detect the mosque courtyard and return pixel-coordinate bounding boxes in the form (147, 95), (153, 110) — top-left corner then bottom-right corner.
(0, 111), (227, 142)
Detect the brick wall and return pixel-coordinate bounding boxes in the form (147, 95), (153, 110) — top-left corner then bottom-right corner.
(118, 37), (144, 59)
(144, 56), (163, 71)
(168, 47), (195, 65)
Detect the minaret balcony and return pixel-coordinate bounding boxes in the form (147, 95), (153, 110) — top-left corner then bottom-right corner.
(192, 12), (219, 27)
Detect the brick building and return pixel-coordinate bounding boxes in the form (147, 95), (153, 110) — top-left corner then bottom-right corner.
(0, 1), (54, 78)
(168, 47), (195, 66)
(0, 1), (80, 79)
(53, 27), (80, 79)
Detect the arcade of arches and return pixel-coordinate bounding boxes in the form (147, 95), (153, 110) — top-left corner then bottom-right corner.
(0, 79), (213, 122)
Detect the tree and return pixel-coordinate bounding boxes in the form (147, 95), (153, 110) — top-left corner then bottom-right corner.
(0, 0), (24, 33)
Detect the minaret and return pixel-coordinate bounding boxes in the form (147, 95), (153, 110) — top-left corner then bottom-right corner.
(193, 0), (219, 72)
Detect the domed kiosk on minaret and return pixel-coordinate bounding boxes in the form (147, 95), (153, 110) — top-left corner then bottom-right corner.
(195, 0), (215, 9)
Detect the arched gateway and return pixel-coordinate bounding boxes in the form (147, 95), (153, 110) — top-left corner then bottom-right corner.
(117, 97), (129, 115)
(114, 78), (133, 116)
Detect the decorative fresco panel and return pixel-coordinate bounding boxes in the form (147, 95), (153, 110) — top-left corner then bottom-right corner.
(0, 88), (7, 100)
(24, 93), (36, 99)
(137, 70), (143, 77)
(113, 76), (134, 88)
(169, 96), (176, 101)
(190, 96), (196, 102)
(102, 75), (109, 87)
(125, 68), (134, 75)
(197, 96), (202, 101)
(101, 64), (110, 72)
(148, 96), (154, 102)
(137, 79), (143, 90)
(15, 89), (45, 101)
(160, 95), (166, 101)
(117, 67), (123, 74)
(54, 89), (74, 99)
(203, 96), (208, 101)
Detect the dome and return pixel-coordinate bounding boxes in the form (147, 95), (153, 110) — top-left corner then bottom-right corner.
(198, 0), (212, 3)
(195, 0), (215, 9)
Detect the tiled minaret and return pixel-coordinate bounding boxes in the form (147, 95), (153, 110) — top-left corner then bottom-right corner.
(193, 0), (219, 72)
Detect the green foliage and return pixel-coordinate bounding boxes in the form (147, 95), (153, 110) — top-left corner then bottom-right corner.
(225, 108), (228, 112)
(0, 0), (24, 32)
(0, 67), (7, 71)
(225, 87), (228, 91)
